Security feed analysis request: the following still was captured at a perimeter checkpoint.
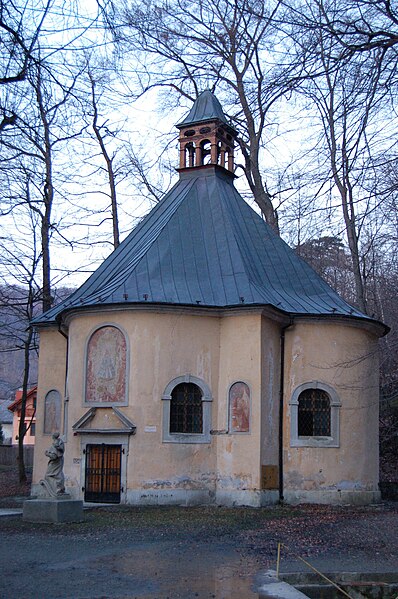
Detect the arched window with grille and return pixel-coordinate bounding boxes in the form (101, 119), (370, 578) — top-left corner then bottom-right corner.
(290, 382), (340, 447)
(298, 389), (331, 437)
(162, 375), (212, 443)
(170, 383), (203, 434)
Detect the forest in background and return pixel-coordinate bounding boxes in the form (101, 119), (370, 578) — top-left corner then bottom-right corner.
(0, 0), (397, 480)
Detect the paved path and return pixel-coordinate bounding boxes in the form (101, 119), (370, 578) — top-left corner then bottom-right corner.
(0, 503), (397, 598)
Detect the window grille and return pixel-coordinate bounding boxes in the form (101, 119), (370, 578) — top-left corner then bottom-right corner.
(170, 383), (203, 434)
(298, 389), (331, 436)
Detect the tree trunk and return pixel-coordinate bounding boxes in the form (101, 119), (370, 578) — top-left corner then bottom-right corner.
(18, 328), (33, 484)
(341, 189), (366, 313)
(89, 73), (120, 249)
(35, 65), (53, 312)
(234, 77), (279, 233)
(41, 203), (52, 312)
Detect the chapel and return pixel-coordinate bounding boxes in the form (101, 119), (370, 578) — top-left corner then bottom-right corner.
(31, 90), (386, 506)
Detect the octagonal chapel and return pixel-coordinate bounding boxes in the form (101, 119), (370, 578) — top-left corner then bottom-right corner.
(31, 91), (386, 506)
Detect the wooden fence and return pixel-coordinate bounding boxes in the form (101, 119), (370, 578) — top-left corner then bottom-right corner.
(0, 445), (34, 468)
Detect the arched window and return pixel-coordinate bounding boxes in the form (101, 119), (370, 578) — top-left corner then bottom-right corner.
(85, 325), (128, 406)
(200, 139), (212, 165)
(290, 382), (341, 447)
(229, 382), (251, 433)
(225, 147), (233, 171)
(298, 389), (330, 437)
(44, 389), (61, 434)
(170, 383), (202, 434)
(162, 375), (212, 443)
(185, 142), (195, 167)
(217, 141), (224, 167)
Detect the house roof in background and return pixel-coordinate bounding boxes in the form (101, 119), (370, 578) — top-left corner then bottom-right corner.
(8, 386), (37, 413)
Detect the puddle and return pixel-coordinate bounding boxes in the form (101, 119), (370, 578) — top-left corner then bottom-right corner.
(108, 546), (260, 598)
(34, 538), (263, 598)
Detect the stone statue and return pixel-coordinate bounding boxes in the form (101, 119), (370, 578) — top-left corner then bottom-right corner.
(40, 432), (66, 497)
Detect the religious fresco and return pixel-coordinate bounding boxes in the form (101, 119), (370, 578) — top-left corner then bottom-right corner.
(44, 390), (62, 434)
(85, 326), (127, 404)
(229, 382), (250, 433)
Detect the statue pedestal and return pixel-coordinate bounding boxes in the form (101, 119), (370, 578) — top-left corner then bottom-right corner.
(23, 495), (84, 523)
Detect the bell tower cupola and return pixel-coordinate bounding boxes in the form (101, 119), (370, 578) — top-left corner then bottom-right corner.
(176, 90), (237, 175)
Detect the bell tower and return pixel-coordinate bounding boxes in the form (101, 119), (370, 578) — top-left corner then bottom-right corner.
(176, 90), (237, 175)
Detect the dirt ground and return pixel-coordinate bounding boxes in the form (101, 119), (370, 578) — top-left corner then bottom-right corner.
(0, 467), (397, 599)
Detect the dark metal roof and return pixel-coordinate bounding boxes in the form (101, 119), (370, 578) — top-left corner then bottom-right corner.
(34, 166), (374, 326)
(177, 90), (229, 127)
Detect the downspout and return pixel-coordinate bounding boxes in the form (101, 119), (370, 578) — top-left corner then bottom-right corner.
(57, 320), (69, 384)
(279, 318), (293, 504)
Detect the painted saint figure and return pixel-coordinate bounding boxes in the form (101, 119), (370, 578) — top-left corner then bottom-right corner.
(230, 382), (250, 433)
(42, 432), (66, 496)
(85, 326), (127, 404)
(43, 390), (61, 434)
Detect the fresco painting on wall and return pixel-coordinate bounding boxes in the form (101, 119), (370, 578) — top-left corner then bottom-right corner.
(44, 390), (62, 434)
(85, 326), (127, 403)
(229, 382), (250, 433)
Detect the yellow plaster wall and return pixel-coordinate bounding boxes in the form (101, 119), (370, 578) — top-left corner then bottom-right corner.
(260, 317), (281, 472)
(32, 308), (381, 505)
(284, 321), (380, 495)
(35, 310), (268, 498)
(63, 311), (221, 493)
(32, 328), (67, 484)
(216, 313), (263, 491)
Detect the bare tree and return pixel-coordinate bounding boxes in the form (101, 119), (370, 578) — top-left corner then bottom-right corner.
(0, 61), (85, 312)
(0, 0), (53, 134)
(104, 0), (311, 232)
(0, 0), (114, 307)
(296, 236), (356, 303)
(305, 0), (398, 59)
(0, 180), (41, 481)
(0, 0), (146, 479)
(0, 0), (53, 85)
(87, 69), (121, 248)
(282, 0), (396, 313)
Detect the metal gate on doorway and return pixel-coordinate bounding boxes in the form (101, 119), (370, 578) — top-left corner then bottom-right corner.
(84, 444), (122, 503)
